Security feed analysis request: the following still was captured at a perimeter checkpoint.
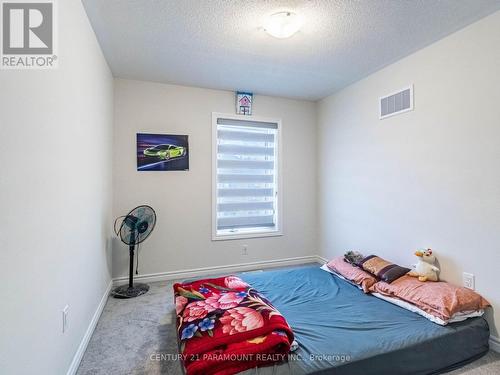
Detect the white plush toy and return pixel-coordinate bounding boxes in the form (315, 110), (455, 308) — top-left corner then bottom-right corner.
(407, 248), (440, 282)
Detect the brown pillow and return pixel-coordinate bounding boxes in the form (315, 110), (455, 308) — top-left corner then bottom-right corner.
(356, 255), (410, 283)
(326, 257), (378, 293)
(370, 275), (490, 321)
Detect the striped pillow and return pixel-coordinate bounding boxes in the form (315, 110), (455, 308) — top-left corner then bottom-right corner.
(357, 255), (410, 283)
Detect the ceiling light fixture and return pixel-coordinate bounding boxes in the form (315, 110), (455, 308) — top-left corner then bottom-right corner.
(264, 11), (302, 39)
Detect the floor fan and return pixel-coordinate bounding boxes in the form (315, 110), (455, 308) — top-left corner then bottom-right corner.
(112, 205), (156, 298)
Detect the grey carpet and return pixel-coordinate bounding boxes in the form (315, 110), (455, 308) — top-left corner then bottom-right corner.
(77, 280), (183, 375)
(77, 275), (500, 375)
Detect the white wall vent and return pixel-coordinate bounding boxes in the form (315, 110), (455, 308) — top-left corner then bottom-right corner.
(379, 85), (413, 119)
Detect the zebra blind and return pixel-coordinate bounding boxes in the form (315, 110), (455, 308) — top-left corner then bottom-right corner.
(216, 117), (278, 233)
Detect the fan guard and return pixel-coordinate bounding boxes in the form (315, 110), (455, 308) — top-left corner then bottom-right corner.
(112, 205), (156, 298)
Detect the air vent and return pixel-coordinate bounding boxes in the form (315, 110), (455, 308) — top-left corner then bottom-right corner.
(380, 85), (413, 119)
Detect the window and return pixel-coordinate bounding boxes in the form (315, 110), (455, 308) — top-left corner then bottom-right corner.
(212, 113), (282, 240)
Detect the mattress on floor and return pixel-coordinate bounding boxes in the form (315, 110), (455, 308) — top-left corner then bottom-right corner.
(235, 265), (489, 375)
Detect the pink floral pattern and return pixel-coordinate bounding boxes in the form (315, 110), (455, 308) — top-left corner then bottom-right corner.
(220, 307), (264, 335)
(183, 302), (211, 322)
(173, 275), (294, 375)
(224, 276), (249, 289)
(182, 292), (246, 322)
(176, 296), (188, 315)
(216, 292), (245, 309)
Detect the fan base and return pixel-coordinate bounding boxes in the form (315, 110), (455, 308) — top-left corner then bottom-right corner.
(111, 283), (150, 299)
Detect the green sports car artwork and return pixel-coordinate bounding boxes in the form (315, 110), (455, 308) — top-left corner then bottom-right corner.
(143, 144), (186, 160)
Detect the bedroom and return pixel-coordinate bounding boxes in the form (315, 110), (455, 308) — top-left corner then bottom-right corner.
(1, 0), (499, 374)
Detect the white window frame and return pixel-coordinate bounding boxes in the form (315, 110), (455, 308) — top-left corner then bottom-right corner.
(212, 112), (283, 241)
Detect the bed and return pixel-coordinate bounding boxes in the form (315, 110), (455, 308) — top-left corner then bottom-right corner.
(229, 265), (490, 375)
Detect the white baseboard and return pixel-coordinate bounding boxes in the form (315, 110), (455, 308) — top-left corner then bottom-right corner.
(112, 255), (325, 285)
(67, 280), (113, 375)
(316, 255), (328, 264)
(490, 335), (500, 353)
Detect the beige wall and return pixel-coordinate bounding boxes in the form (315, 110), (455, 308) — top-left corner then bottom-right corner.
(0, 1), (114, 374)
(113, 79), (317, 278)
(317, 11), (500, 338)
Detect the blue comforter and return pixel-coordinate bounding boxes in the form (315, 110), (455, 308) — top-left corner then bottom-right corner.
(237, 265), (489, 374)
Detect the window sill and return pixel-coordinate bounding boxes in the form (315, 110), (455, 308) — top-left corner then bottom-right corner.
(212, 230), (283, 241)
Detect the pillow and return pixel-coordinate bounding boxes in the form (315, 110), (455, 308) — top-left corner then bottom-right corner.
(356, 255), (410, 283)
(324, 257), (377, 293)
(370, 275), (490, 322)
(320, 264), (361, 290)
(371, 292), (485, 325)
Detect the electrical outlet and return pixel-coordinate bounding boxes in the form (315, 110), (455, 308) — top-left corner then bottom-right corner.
(242, 245), (248, 256)
(463, 273), (475, 290)
(62, 305), (69, 333)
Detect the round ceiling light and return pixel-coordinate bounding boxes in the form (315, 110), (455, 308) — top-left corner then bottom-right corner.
(264, 11), (302, 39)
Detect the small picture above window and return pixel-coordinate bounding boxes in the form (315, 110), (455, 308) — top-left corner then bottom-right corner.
(236, 91), (253, 115)
(212, 113), (282, 240)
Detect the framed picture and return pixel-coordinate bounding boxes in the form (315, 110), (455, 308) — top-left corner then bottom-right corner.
(137, 133), (189, 171)
(236, 91), (253, 115)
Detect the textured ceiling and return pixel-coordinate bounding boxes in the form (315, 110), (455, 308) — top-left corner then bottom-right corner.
(82, 0), (500, 100)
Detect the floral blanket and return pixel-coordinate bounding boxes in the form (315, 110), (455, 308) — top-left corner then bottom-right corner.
(173, 275), (294, 375)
